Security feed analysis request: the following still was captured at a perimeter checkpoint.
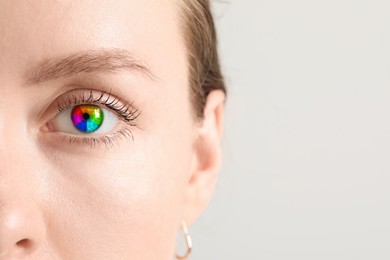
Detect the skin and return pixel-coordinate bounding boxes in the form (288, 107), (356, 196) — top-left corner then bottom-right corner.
(0, 0), (225, 259)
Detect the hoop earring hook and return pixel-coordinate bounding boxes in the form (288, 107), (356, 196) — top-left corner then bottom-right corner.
(176, 220), (192, 259)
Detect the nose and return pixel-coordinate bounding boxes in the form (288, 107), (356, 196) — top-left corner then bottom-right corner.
(0, 103), (47, 258)
(0, 206), (45, 258)
(0, 152), (46, 258)
(0, 199), (46, 258)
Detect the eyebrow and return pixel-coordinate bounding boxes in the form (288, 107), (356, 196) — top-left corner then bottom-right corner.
(25, 48), (156, 85)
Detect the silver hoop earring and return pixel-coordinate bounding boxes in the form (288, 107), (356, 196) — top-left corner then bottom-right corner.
(176, 220), (192, 259)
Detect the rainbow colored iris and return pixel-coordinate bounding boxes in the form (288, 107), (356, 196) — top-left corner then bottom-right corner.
(71, 105), (104, 133)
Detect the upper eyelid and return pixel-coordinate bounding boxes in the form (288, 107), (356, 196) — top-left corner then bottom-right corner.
(57, 89), (113, 111)
(55, 89), (141, 126)
(57, 89), (124, 112)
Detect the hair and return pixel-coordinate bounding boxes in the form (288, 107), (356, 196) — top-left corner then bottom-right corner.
(179, 0), (226, 119)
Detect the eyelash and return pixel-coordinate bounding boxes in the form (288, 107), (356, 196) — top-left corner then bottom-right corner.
(55, 89), (140, 149)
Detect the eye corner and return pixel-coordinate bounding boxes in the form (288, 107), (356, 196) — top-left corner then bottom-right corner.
(40, 121), (54, 132)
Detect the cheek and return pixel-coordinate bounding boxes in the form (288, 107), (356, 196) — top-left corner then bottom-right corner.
(39, 122), (193, 259)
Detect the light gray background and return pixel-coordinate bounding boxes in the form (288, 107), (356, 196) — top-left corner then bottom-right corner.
(191, 0), (390, 259)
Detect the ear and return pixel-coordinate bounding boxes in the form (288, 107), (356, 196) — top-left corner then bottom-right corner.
(183, 89), (225, 226)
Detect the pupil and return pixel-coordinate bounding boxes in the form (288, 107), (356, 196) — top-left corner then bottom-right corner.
(82, 113), (90, 120)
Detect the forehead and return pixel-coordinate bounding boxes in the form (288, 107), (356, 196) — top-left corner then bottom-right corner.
(0, 0), (186, 81)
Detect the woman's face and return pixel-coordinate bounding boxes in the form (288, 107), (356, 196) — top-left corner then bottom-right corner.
(0, 0), (224, 259)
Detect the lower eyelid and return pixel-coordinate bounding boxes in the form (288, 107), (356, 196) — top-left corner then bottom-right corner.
(40, 122), (135, 149)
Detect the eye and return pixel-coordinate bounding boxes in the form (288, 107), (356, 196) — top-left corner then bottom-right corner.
(42, 89), (140, 150)
(50, 104), (119, 135)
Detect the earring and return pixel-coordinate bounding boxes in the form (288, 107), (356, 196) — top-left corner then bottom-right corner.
(176, 220), (193, 260)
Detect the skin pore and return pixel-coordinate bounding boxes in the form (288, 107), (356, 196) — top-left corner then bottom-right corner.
(0, 0), (225, 259)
